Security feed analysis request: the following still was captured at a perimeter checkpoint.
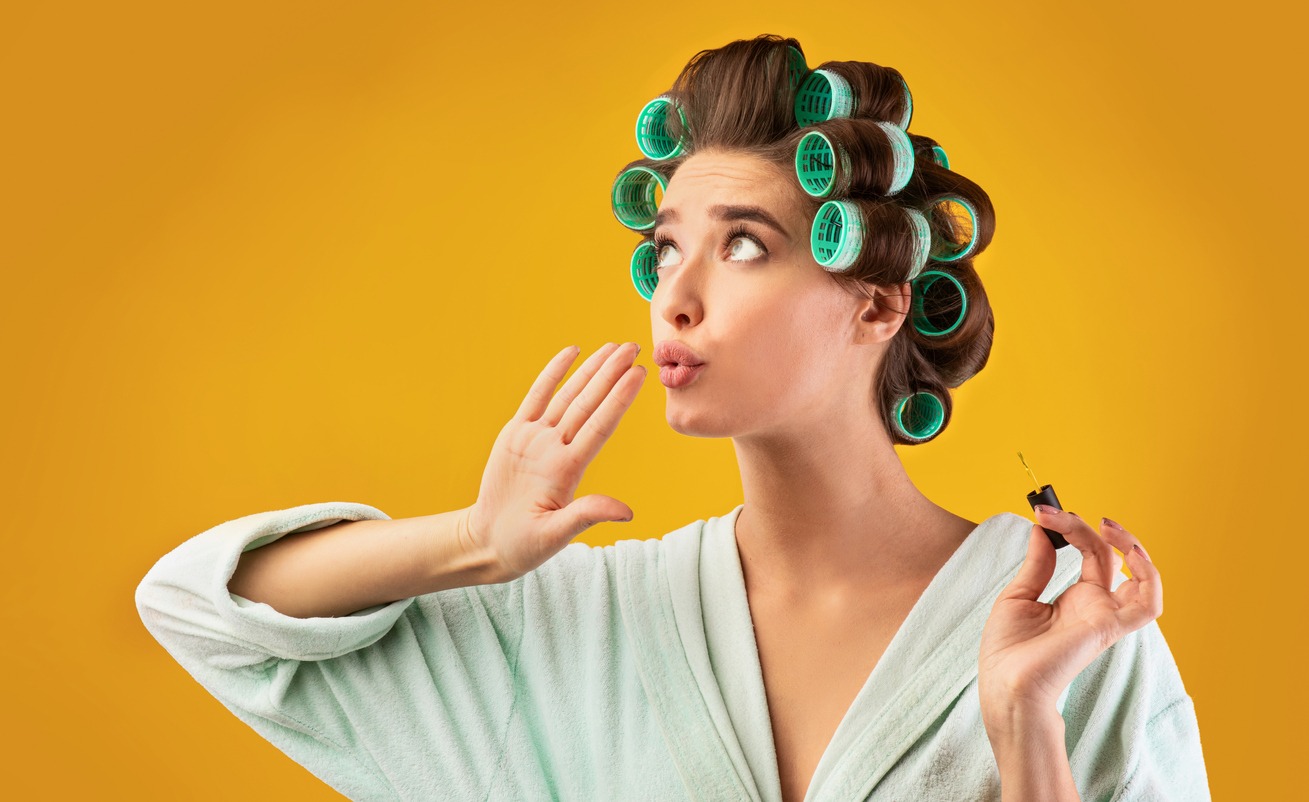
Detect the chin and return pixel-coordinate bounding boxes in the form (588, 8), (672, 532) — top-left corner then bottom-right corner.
(663, 399), (738, 438)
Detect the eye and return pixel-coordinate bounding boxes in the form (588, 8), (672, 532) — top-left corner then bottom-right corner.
(726, 231), (766, 261)
(653, 235), (681, 269)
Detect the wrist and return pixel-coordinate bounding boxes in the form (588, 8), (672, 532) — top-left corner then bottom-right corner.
(983, 696), (1064, 748)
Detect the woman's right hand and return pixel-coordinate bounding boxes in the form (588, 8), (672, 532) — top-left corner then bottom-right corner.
(463, 342), (647, 582)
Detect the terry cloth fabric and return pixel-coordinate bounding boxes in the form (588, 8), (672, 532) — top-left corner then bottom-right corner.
(135, 501), (1210, 800)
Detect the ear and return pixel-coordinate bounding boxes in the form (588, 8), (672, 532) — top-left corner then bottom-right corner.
(856, 282), (912, 344)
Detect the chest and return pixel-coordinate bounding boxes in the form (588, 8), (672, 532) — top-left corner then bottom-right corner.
(749, 594), (920, 802)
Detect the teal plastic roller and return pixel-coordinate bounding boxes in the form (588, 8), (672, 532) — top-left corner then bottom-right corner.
(809, 199), (863, 272)
(910, 270), (968, 337)
(630, 240), (659, 301)
(787, 45), (808, 91)
(928, 195), (979, 262)
(904, 206), (931, 280)
(897, 74), (913, 130)
(892, 390), (945, 442)
(875, 120), (915, 196)
(795, 130), (850, 198)
(794, 69), (854, 127)
(611, 166), (668, 231)
(635, 95), (688, 160)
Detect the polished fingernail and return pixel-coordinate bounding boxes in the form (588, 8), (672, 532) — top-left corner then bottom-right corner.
(1132, 543), (1150, 560)
(634, 342), (641, 355)
(1103, 517), (1123, 530)
(1068, 511), (1080, 518)
(1034, 504), (1059, 515)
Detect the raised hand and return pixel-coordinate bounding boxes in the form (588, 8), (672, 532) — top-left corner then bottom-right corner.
(978, 507), (1163, 724)
(464, 342), (646, 582)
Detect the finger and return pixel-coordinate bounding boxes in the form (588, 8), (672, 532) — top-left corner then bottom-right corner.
(567, 364), (647, 460)
(554, 493), (635, 542)
(558, 343), (641, 445)
(540, 342), (622, 427)
(1114, 544), (1164, 631)
(996, 525), (1057, 603)
(1035, 507), (1115, 590)
(516, 345), (581, 422)
(1096, 518), (1165, 628)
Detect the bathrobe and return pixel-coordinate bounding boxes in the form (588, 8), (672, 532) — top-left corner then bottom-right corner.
(135, 501), (1210, 801)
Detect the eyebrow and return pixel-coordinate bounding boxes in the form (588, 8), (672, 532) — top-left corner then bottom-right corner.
(654, 204), (790, 237)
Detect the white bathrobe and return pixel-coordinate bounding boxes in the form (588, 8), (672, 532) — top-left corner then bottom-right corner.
(135, 501), (1210, 800)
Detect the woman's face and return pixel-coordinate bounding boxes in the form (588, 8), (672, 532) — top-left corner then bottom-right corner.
(650, 148), (885, 440)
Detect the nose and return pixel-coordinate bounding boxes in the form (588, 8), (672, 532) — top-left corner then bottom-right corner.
(651, 247), (704, 331)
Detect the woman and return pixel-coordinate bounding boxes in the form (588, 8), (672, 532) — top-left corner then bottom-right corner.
(136, 35), (1208, 801)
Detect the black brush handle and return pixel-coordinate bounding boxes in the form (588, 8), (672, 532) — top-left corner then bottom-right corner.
(1026, 484), (1070, 549)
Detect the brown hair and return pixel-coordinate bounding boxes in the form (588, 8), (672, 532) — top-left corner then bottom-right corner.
(614, 34), (996, 445)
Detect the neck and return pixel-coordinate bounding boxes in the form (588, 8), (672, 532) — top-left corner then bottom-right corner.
(730, 418), (976, 609)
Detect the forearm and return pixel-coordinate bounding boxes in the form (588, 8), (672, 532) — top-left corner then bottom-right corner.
(227, 506), (504, 619)
(986, 705), (1081, 802)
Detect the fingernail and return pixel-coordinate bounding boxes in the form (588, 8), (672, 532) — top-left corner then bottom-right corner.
(1132, 543), (1150, 560)
(634, 343), (641, 355)
(1103, 517), (1123, 530)
(1068, 511), (1081, 518)
(1034, 504), (1059, 515)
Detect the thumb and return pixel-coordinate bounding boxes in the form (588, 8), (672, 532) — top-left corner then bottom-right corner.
(559, 494), (634, 536)
(997, 524), (1057, 603)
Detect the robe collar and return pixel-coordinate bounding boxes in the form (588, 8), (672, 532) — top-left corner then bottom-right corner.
(616, 504), (1084, 802)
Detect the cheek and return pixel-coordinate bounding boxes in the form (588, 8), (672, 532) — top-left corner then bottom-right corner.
(729, 296), (839, 391)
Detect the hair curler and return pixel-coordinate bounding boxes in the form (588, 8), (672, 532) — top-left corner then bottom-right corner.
(809, 199), (863, 271)
(794, 69), (854, 127)
(891, 390), (945, 442)
(635, 95), (688, 160)
(630, 240), (659, 301)
(928, 195), (980, 262)
(910, 270), (968, 337)
(611, 166), (668, 232)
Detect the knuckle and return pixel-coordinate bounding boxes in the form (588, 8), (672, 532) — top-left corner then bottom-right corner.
(583, 417), (614, 440)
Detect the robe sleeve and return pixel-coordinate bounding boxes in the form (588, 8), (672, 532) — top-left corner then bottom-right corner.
(1061, 616), (1212, 801)
(134, 500), (598, 800)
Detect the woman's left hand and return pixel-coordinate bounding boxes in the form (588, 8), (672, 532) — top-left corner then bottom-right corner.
(977, 506), (1163, 727)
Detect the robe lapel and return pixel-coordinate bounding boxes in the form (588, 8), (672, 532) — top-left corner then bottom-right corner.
(620, 506), (1085, 802)
(616, 520), (761, 802)
(804, 512), (1085, 801)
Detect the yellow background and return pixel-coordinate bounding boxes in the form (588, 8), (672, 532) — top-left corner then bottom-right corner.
(3, 0), (1301, 798)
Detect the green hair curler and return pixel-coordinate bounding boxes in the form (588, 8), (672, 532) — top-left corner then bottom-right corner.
(928, 195), (979, 262)
(898, 75), (913, 130)
(630, 240), (660, 301)
(794, 69), (854, 127)
(635, 95), (688, 160)
(931, 144), (950, 169)
(765, 44), (809, 91)
(892, 390), (945, 442)
(875, 120), (915, 196)
(795, 130), (851, 198)
(787, 45), (808, 91)
(910, 270), (968, 337)
(611, 166), (668, 232)
(810, 200), (863, 272)
(904, 206), (931, 281)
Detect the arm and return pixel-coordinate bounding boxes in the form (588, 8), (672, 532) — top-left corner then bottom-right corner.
(227, 504), (504, 618)
(135, 501), (531, 799)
